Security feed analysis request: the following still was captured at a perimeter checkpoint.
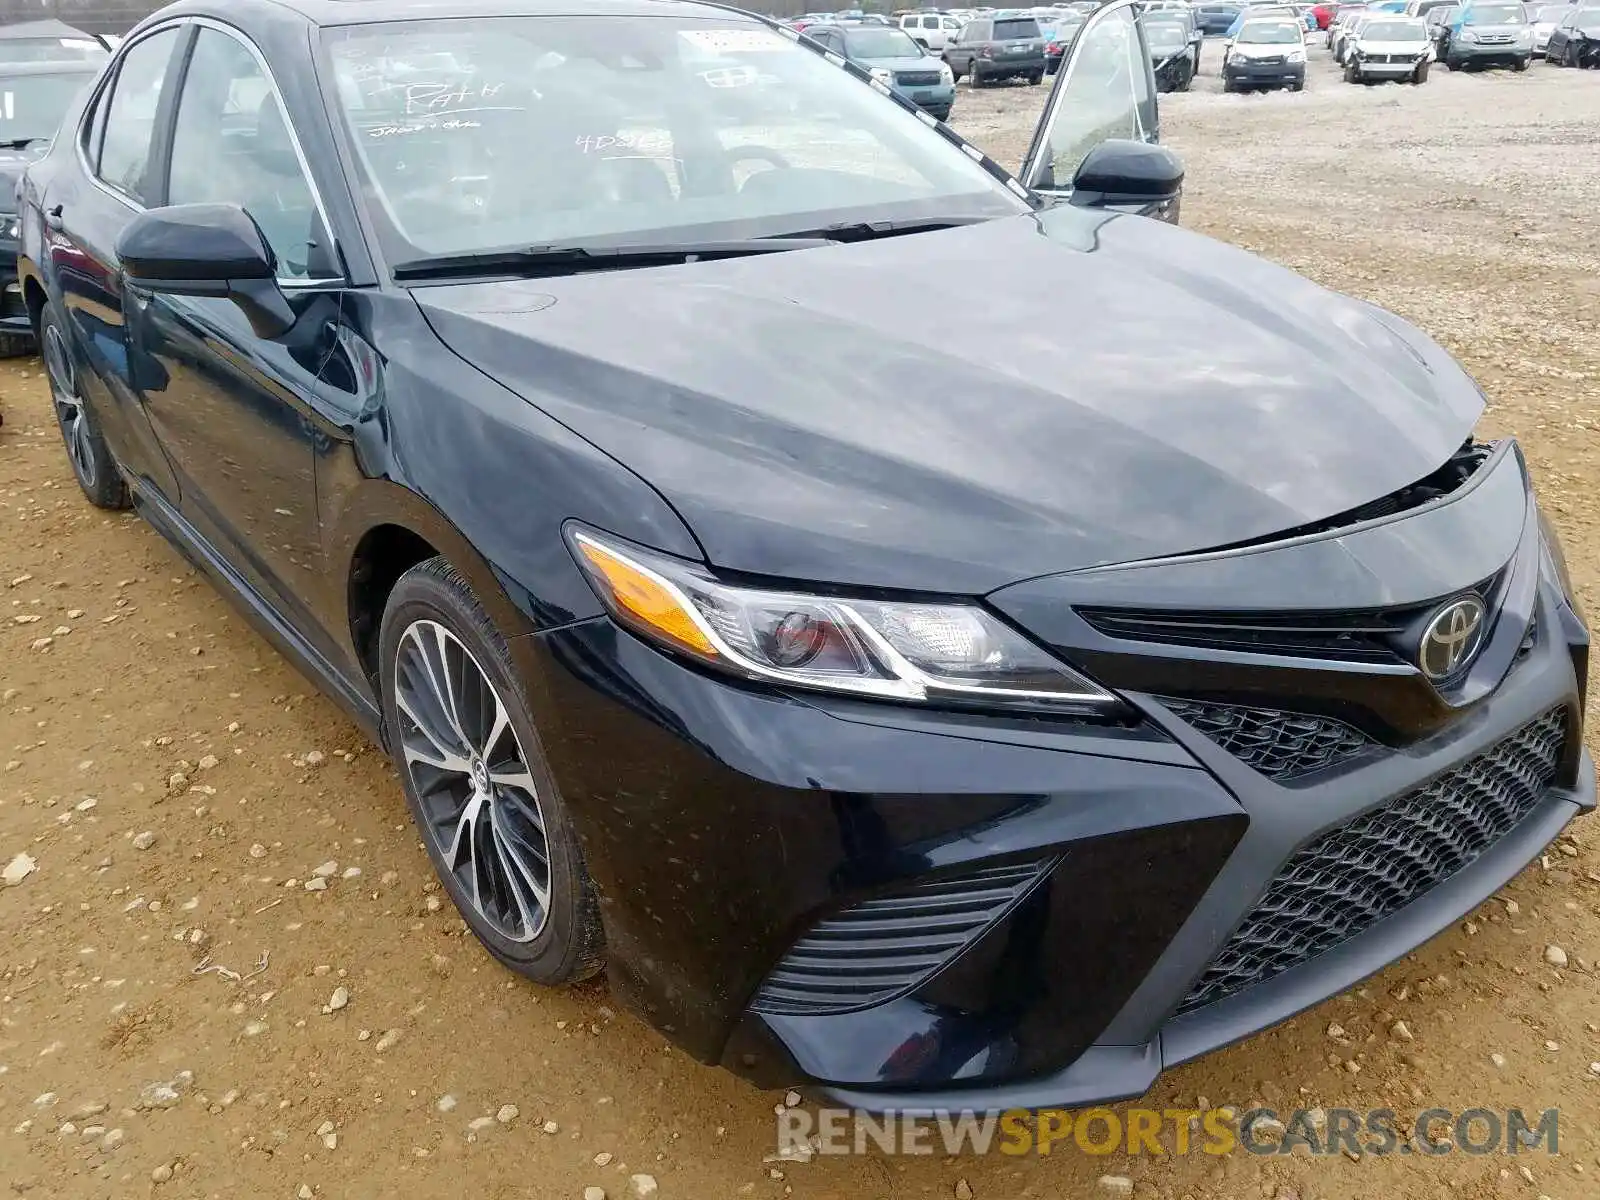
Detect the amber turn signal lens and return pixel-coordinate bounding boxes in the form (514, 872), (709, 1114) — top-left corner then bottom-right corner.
(574, 535), (718, 658)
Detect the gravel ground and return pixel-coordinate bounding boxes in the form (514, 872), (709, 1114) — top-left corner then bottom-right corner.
(3, 42), (1600, 1200)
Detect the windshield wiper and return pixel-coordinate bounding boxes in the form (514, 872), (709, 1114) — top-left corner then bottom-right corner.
(771, 215), (996, 243)
(392, 238), (835, 282)
(0, 136), (43, 151)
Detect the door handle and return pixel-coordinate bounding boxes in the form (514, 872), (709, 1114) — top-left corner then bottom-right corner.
(45, 204), (64, 232)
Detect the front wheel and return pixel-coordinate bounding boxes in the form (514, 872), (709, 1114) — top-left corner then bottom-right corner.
(1344, 58), (1361, 82)
(380, 557), (605, 986)
(1413, 59), (1430, 82)
(1513, 55), (1529, 71)
(40, 305), (130, 510)
(968, 67), (985, 87)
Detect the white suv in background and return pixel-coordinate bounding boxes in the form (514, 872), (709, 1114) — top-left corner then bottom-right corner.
(900, 10), (966, 48)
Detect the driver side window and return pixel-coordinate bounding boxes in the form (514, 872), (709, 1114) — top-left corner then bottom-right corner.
(1033, 6), (1144, 190)
(166, 27), (338, 281)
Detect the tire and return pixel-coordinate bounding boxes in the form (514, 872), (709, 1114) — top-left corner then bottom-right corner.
(1413, 59), (1430, 82)
(1222, 74), (1238, 92)
(1445, 54), (1459, 69)
(969, 66), (985, 87)
(1026, 71), (1043, 85)
(379, 557), (605, 986)
(0, 331), (33, 359)
(39, 304), (130, 510)
(1345, 58), (1360, 82)
(1513, 55), (1529, 71)
(1289, 76), (1304, 91)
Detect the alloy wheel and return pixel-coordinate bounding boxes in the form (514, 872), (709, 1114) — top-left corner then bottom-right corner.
(394, 619), (552, 942)
(43, 323), (96, 490)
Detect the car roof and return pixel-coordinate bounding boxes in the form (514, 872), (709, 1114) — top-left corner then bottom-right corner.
(0, 18), (100, 40)
(0, 57), (104, 76)
(164, 0), (767, 28)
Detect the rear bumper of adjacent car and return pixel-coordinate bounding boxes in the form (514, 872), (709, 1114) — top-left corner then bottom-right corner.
(519, 443), (1592, 1112)
(973, 53), (1046, 78)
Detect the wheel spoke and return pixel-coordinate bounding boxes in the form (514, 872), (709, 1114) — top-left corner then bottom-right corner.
(394, 618), (552, 944)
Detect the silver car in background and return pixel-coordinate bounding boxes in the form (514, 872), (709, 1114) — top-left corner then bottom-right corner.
(1345, 14), (1435, 81)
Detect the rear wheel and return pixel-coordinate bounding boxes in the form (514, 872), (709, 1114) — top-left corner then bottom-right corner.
(0, 331), (33, 359)
(1026, 71), (1043, 85)
(40, 305), (129, 511)
(380, 558), (604, 986)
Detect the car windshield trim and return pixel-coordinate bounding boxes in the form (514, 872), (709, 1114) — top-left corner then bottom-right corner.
(1363, 19), (1428, 36)
(1462, 4), (1525, 22)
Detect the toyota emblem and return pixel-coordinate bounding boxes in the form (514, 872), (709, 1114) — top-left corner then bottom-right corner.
(1417, 595), (1487, 681)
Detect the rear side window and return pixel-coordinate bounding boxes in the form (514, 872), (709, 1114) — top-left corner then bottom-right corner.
(992, 18), (1043, 38)
(96, 26), (181, 204)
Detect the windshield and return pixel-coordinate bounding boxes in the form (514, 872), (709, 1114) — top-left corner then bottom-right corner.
(0, 37), (108, 65)
(842, 27), (924, 56)
(991, 17), (1043, 37)
(324, 16), (1026, 264)
(1145, 23), (1190, 45)
(0, 67), (97, 144)
(1238, 19), (1302, 40)
(1463, 3), (1525, 22)
(1364, 17), (1429, 36)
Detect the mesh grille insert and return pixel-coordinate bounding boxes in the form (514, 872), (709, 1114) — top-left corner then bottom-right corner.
(750, 859), (1054, 1017)
(1177, 707), (1566, 1016)
(1160, 697), (1372, 781)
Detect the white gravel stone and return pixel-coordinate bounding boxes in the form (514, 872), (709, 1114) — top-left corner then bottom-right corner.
(151, 1164), (173, 1184)
(585, 1190), (607, 1200)
(131, 831), (156, 851)
(374, 1029), (402, 1053)
(1544, 944), (1569, 968)
(496, 1104), (519, 1125)
(326, 987), (349, 1013)
(628, 1175), (658, 1200)
(1098, 1177), (1134, 1196)
(543, 1120), (560, 1135)
(311, 861), (338, 878)
(99, 1128), (125, 1152)
(437, 1095), (457, 1113)
(2, 853), (36, 886)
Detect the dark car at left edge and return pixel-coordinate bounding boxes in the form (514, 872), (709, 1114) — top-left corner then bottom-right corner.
(12, 0), (1592, 1115)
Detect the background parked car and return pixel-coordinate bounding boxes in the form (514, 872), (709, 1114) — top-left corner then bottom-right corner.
(1223, 14), (1308, 89)
(1426, 3), (1462, 50)
(1143, 14), (1199, 88)
(0, 56), (102, 357)
(805, 22), (957, 119)
(1195, 2), (1245, 33)
(0, 19), (113, 64)
(1143, 5), (1205, 69)
(1439, 0), (1534, 69)
(1344, 14), (1435, 81)
(898, 10), (966, 49)
(1545, 3), (1600, 65)
(943, 12), (1048, 84)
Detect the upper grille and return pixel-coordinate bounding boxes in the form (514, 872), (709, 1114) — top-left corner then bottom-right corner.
(1159, 697), (1371, 781)
(1176, 707), (1566, 1016)
(895, 70), (943, 85)
(750, 858), (1054, 1017)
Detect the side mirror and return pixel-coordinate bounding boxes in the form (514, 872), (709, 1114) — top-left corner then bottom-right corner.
(114, 203), (295, 339)
(1069, 139), (1185, 212)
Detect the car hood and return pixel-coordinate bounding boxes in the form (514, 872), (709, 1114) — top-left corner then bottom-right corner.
(1462, 22), (1529, 32)
(1359, 36), (1431, 47)
(858, 53), (945, 70)
(415, 207), (1483, 595)
(0, 141), (48, 211)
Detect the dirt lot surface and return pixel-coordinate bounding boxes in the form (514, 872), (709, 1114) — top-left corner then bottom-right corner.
(4, 41), (1600, 1200)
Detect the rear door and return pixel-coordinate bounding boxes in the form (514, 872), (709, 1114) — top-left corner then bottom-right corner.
(1019, 0), (1161, 199)
(47, 21), (187, 502)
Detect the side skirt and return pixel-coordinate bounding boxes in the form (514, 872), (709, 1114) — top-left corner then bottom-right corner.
(129, 481), (385, 746)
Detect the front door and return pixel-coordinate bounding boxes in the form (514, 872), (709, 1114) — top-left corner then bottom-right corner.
(126, 22), (347, 660)
(1018, 0), (1161, 200)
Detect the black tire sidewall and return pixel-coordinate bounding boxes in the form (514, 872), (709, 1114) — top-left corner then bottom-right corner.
(378, 559), (602, 984)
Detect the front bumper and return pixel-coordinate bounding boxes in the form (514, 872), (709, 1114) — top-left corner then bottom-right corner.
(1449, 40), (1532, 64)
(1226, 58), (1306, 85)
(0, 242), (31, 341)
(894, 82), (956, 118)
(523, 443), (1591, 1112)
(1351, 52), (1429, 74)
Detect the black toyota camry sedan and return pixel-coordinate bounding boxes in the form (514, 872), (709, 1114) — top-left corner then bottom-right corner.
(15, 0), (1592, 1112)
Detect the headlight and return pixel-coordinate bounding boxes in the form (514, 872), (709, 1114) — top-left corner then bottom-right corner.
(1539, 510), (1586, 624)
(1459, 29), (1478, 41)
(570, 529), (1118, 712)
(1287, 48), (1306, 61)
(939, 61), (954, 82)
(1, 213), (17, 240)
(869, 66), (894, 84)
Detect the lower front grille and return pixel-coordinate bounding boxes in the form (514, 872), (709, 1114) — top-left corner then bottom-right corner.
(895, 70), (943, 86)
(750, 858), (1054, 1017)
(1176, 707), (1566, 1016)
(1159, 697), (1372, 782)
